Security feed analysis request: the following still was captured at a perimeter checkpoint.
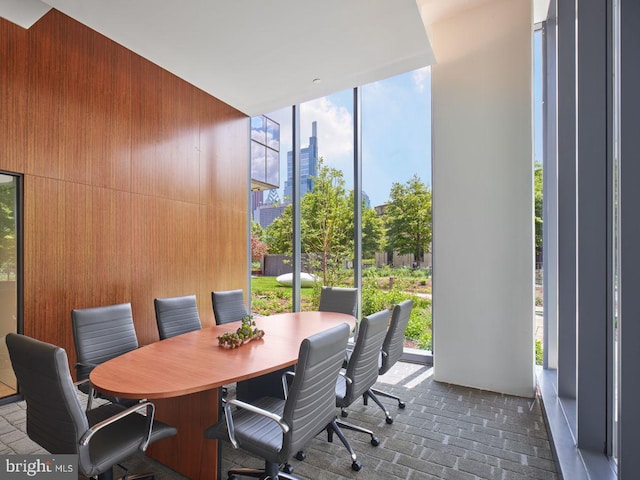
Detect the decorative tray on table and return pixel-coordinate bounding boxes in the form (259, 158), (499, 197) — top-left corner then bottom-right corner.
(217, 315), (265, 349)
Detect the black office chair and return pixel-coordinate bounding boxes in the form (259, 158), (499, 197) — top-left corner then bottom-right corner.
(71, 303), (140, 409)
(154, 294), (202, 340)
(318, 286), (358, 317)
(206, 322), (364, 477)
(212, 289), (249, 325)
(6, 333), (177, 480)
(366, 299), (413, 423)
(334, 308), (391, 445)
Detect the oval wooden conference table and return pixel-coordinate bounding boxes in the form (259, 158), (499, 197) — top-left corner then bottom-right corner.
(90, 311), (356, 480)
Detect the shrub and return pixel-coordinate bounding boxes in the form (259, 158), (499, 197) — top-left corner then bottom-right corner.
(404, 307), (432, 351)
(535, 339), (543, 365)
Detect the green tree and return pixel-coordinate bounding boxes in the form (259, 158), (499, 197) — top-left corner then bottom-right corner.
(534, 164), (543, 260)
(265, 159), (372, 285)
(361, 205), (385, 258)
(264, 204), (293, 254)
(301, 160), (352, 285)
(384, 174), (432, 263)
(0, 183), (16, 278)
(251, 220), (265, 241)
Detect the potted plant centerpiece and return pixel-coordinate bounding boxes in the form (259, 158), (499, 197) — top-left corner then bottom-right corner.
(218, 315), (265, 348)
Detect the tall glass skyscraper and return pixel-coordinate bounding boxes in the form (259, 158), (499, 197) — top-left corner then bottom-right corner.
(283, 121), (318, 203)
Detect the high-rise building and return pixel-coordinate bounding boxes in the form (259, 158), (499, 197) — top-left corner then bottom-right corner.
(283, 121), (318, 203)
(362, 191), (371, 209)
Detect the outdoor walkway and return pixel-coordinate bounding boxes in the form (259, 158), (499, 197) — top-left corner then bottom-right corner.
(0, 362), (558, 480)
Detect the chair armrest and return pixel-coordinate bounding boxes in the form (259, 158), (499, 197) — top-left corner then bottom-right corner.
(73, 377), (97, 411)
(223, 398), (289, 449)
(281, 371), (296, 399)
(74, 361), (97, 371)
(73, 378), (90, 388)
(79, 401), (156, 451)
(338, 371), (353, 386)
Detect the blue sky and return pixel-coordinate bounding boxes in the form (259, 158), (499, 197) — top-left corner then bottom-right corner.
(264, 41), (542, 207)
(265, 67), (431, 208)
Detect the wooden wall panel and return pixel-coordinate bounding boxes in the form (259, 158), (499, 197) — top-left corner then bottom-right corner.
(131, 57), (200, 204)
(198, 96), (249, 325)
(25, 11), (132, 190)
(200, 205), (248, 323)
(131, 195), (203, 344)
(24, 176), (132, 355)
(0, 19), (28, 173)
(3, 9), (249, 365)
(199, 93), (249, 207)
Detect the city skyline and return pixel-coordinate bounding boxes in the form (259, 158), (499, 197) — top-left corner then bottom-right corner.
(263, 67), (431, 208)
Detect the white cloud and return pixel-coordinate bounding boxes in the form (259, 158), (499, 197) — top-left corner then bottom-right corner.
(412, 66), (431, 93)
(300, 97), (353, 166)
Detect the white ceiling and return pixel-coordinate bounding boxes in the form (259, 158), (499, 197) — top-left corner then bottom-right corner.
(1, 0), (548, 117)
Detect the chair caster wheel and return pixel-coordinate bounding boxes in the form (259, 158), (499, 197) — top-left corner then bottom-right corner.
(228, 475), (238, 480)
(352, 460), (362, 471)
(399, 401), (406, 409)
(295, 450), (306, 461)
(371, 436), (380, 446)
(341, 410), (349, 418)
(281, 463), (293, 474)
(386, 417), (394, 424)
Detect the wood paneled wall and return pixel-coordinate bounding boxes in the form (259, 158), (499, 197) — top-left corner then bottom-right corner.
(0, 10), (249, 362)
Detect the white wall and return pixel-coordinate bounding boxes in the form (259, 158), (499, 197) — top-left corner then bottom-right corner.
(429, 0), (535, 396)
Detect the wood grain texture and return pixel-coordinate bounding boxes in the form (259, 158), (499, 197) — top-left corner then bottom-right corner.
(90, 312), (356, 398)
(26, 10), (132, 189)
(0, 19), (28, 173)
(23, 176), (133, 346)
(131, 57), (200, 203)
(2, 10), (249, 367)
(131, 194), (203, 344)
(148, 389), (219, 480)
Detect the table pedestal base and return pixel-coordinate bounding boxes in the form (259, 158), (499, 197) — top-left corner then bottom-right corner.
(147, 388), (220, 479)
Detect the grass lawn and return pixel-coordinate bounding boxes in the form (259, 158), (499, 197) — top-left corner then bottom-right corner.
(251, 276), (315, 298)
(251, 276), (317, 313)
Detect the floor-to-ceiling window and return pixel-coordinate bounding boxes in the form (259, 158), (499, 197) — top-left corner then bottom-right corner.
(250, 107), (293, 314)
(250, 68), (433, 357)
(611, 0), (621, 465)
(533, 27), (544, 366)
(361, 68), (432, 354)
(299, 90), (355, 309)
(0, 173), (19, 399)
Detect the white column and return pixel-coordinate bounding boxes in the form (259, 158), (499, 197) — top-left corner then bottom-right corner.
(429, 0), (535, 396)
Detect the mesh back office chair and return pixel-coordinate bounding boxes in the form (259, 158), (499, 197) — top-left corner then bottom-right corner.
(71, 303), (140, 409)
(154, 294), (202, 340)
(366, 299), (413, 423)
(205, 323), (362, 477)
(318, 286), (358, 317)
(6, 333), (176, 480)
(212, 289), (249, 325)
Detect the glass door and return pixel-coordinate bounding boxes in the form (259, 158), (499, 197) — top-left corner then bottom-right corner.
(0, 173), (19, 398)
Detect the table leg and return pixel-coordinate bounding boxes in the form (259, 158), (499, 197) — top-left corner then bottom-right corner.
(147, 388), (220, 479)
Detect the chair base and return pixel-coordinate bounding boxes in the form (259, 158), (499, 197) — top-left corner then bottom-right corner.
(96, 464), (155, 480)
(227, 460), (300, 480)
(335, 417), (380, 448)
(370, 387), (406, 409)
(97, 472), (154, 480)
(363, 389), (396, 424)
(295, 418), (366, 472)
